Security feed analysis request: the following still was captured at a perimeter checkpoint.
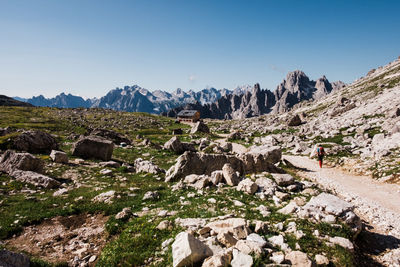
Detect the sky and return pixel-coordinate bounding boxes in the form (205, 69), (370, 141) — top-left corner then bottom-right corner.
(0, 0), (399, 99)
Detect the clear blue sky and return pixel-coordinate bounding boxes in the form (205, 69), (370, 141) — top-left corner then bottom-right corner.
(1, 0), (399, 98)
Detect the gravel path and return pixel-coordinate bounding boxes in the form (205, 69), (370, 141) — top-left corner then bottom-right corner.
(284, 155), (400, 266)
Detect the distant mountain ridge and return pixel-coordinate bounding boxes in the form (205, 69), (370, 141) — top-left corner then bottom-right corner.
(165, 71), (346, 119)
(0, 95), (34, 107)
(14, 85), (246, 114)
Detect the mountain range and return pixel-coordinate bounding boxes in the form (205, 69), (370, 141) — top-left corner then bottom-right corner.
(12, 71), (344, 118)
(165, 71), (346, 119)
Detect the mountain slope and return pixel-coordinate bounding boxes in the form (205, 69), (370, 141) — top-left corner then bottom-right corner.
(0, 95), (34, 107)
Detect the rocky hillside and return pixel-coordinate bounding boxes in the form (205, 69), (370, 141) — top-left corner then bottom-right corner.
(15, 85), (239, 114)
(165, 71), (345, 119)
(0, 95), (33, 107)
(0, 105), (380, 266)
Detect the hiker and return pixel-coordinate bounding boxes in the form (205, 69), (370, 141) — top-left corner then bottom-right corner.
(316, 145), (326, 168)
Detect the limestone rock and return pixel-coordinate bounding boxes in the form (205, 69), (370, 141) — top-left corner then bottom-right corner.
(329, 236), (354, 251)
(191, 121), (210, 134)
(222, 163), (240, 186)
(285, 251), (314, 267)
(0, 150), (44, 174)
(166, 152), (245, 182)
(254, 221), (268, 234)
(315, 254), (329, 265)
(50, 150), (68, 164)
(10, 170), (60, 189)
(72, 136), (114, 161)
(255, 177), (277, 196)
(90, 128), (131, 145)
(246, 233), (267, 247)
(115, 207), (132, 220)
(143, 191), (159, 200)
(271, 173), (295, 186)
(92, 190), (115, 204)
(210, 170), (224, 185)
(217, 232), (238, 248)
(202, 250), (232, 267)
(12, 130), (59, 153)
(164, 136), (196, 154)
(99, 161), (121, 168)
(134, 158), (164, 174)
(234, 240), (263, 255)
(237, 178), (258, 194)
(172, 232), (213, 267)
(231, 248), (253, 267)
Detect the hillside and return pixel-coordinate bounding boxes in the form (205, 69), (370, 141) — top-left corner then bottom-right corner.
(0, 95), (34, 107)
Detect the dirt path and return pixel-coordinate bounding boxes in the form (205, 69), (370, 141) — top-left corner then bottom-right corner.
(284, 155), (400, 266)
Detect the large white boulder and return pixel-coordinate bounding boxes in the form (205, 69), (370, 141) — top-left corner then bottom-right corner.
(172, 232), (213, 267)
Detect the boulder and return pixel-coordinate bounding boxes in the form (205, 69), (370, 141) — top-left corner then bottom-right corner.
(285, 251), (314, 267)
(255, 177), (277, 196)
(329, 236), (354, 251)
(12, 130), (58, 153)
(271, 173), (295, 186)
(172, 232), (213, 267)
(298, 193), (362, 235)
(50, 150), (68, 164)
(0, 150), (44, 174)
(92, 190), (115, 204)
(165, 152), (245, 182)
(91, 128), (131, 145)
(10, 170), (60, 189)
(202, 250), (232, 267)
(164, 136), (196, 154)
(231, 249), (253, 267)
(72, 136), (114, 161)
(315, 254), (329, 265)
(288, 114), (302, 126)
(115, 207), (132, 220)
(206, 218), (249, 236)
(210, 170), (224, 185)
(234, 240), (263, 255)
(222, 163), (240, 186)
(143, 191), (159, 200)
(99, 161), (121, 168)
(217, 231), (238, 247)
(246, 233), (267, 247)
(0, 249), (30, 267)
(191, 121), (210, 134)
(240, 146), (283, 174)
(237, 178), (258, 194)
(134, 158), (164, 174)
(184, 174), (212, 189)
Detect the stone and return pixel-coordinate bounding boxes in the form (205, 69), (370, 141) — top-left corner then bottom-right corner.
(210, 170), (224, 185)
(329, 236), (354, 251)
(270, 252), (285, 264)
(91, 128), (131, 145)
(157, 220), (172, 230)
(278, 201), (299, 215)
(164, 136), (196, 154)
(285, 251), (314, 267)
(315, 254), (329, 265)
(0, 150), (44, 174)
(11, 170), (60, 189)
(217, 232), (238, 247)
(240, 146), (283, 173)
(92, 190), (115, 204)
(288, 114), (302, 126)
(206, 218), (248, 236)
(143, 191), (159, 200)
(234, 240), (263, 255)
(12, 130), (59, 153)
(222, 163), (240, 186)
(134, 158), (164, 174)
(191, 121), (210, 134)
(254, 221), (268, 234)
(0, 249), (30, 267)
(255, 177), (277, 196)
(246, 233), (267, 247)
(165, 152), (245, 182)
(202, 250), (232, 267)
(115, 207), (132, 220)
(176, 218), (207, 231)
(231, 248), (253, 267)
(100, 169), (113, 176)
(88, 255), (97, 263)
(232, 225), (252, 240)
(99, 161), (120, 168)
(172, 232), (213, 267)
(72, 136), (114, 161)
(53, 188), (68, 196)
(268, 235), (289, 251)
(50, 150), (68, 164)
(237, 178), (258, 194)
(271, 173), (295, 186)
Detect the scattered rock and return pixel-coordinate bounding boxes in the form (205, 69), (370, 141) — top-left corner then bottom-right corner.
(172, 232), (213, 267)
(191, 121), (210, 134)
(11, 170), (60, 189)
(143, 191), (159, 200)
(12, 130), (59, 153)
(50, 150), (69, 164)
(329, 236), (354, 251)
(164, 136), (196, 154)
(99, 161), (120, 168)
(237, 178), (258, 194)
(115, 207), (132, 220)
(202, 250), (232, 267)
(271, 173), (295, 186)
(285, 251), (314, 267)
(288, 114), (302, 126)
(91, 128), (131, 145)
(223, 163), (240, 186)
(92, 190), (115, 204)
(217, 232), (238, 247)
(134, 158), (164, 174)
(72, 136), (114, 161)
(0, 150), (44, 174)
(231, 248), (253, 267)
(315, 254), (329, 265)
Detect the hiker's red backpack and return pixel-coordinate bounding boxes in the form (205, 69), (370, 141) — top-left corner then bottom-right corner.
(317, 146), (325, 156)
